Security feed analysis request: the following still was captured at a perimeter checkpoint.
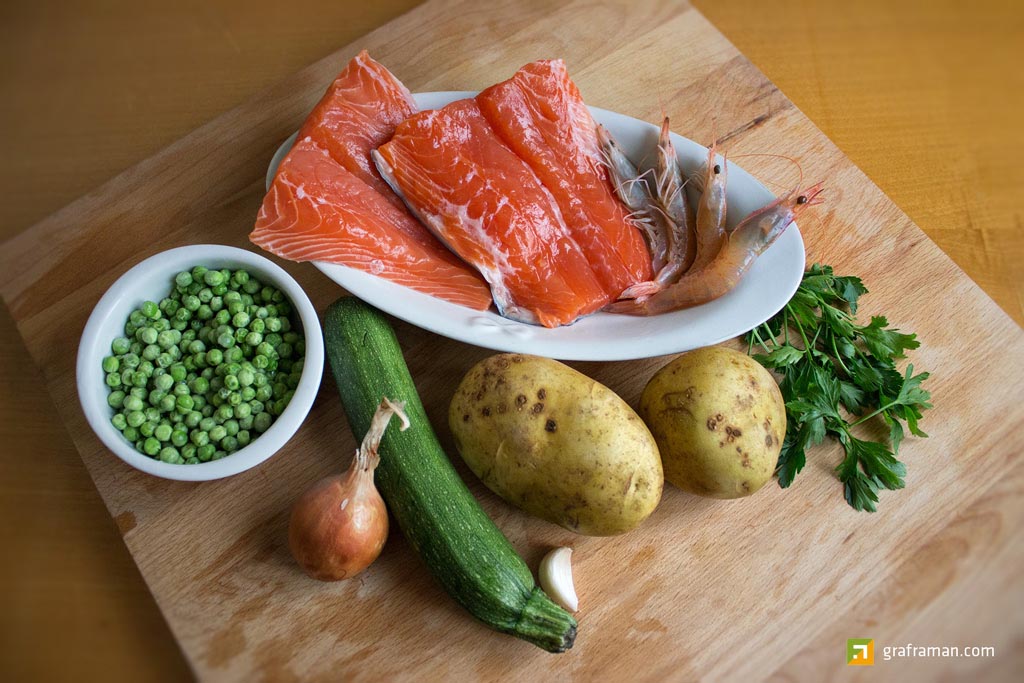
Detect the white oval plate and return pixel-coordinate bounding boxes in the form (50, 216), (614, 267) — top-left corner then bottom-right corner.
(267, 91), (804, 361)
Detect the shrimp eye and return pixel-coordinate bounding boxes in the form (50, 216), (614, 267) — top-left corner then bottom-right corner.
(713, 164), (721, 174)
(796, 195), (808, 204)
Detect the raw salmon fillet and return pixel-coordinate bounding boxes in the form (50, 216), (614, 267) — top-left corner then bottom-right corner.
(296, 50), (417, 210)
(373, 99), (609, 328)
(253, 138), (492, 310)
(477, 59), (652, 297)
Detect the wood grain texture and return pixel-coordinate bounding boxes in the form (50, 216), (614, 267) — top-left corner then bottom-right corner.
(1, 0), (1022, 681)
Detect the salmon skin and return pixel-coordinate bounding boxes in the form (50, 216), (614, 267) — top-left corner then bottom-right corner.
(476, 59), (652, 297)
(373, 99), (609, 328)
(296, 50), (417, 211)
(252, 137), (492, 311)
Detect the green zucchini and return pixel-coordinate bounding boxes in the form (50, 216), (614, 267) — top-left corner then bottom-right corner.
(323, 297), (577, 653)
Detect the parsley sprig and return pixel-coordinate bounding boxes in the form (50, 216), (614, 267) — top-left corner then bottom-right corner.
(745, 264), (932, 511)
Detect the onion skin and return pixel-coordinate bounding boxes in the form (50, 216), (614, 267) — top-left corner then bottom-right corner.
(288, 468), (389, 581)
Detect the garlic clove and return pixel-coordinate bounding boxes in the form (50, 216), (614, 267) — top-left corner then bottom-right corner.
(539, 547), (578, 612)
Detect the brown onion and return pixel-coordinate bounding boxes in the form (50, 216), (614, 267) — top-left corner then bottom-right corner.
(289, 397), (409, 581)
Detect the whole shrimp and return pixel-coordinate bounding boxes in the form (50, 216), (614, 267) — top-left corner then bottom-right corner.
(690, 141), (728, 272)
(606, 182), (824, 315)
(650, 117), (696, 284)
(615, 118), (697, 300)
(597, 124), (670, 273)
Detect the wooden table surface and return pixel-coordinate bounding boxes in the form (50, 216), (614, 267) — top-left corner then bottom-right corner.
(0, 1), (1020, 680)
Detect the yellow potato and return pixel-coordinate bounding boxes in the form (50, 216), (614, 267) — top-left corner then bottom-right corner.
(449, 354), (662, 536)
(640, 347), (785, 499)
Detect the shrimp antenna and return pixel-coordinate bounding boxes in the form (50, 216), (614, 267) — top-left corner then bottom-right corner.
(729, 152), (804, 195)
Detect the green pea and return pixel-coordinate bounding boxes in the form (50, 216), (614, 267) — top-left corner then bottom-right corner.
(111, 413), (128, 431)
(101, 355), (119, 373)
(206, 349), (223, 366)
(213, 309), (230, 325)
(199, 417), (216, 432)
(265, 317), (282, 333)
(233, 402), (252, 419)
(105, 372), (121, 388)
(253, 412), (272, 433)
(191, 265), (208, 282)
(111, 337), (131, 354)
(232, 270), (250, 287)
(169, 364), (187, 382)
(148, 389), (166, 406)
(238, 416), (254, 431)
(209, 425), (227, 442)
(224, 419), (239, 436)
(197, 444), (216, 462)
(244, 331), (263, 347)
(217, 332), (235, 348)
(190, 376), (209, 394)
(192, 395), (207, 410)
(212, 451), (227, 461)
(243, 278), (261, 295)
(138, 327), (158, 345)
(200, 405), (214, 418)
(234, 328), (249, 344)
(122, 395), (143, 413)
(252, 355), (269, 370)
(216, 404), (234, 422)
(129, 341), (143, 355)
(170, 429), (188, 447)
(224, 374), (240, 391)
(225, 346), (244, 363)
(157, 330), (175, 349)
(212, 283), (227, 296)
(181, 443), (197, 460)
(278, 343), (293, 359)
(175, 271), (193, 288)
(184, 411), (202, 429)
(221, 436), (239, 453)
(176, 395), (195, 412)
(144, 407), (161, 422)
(202, 270), (223, 287)
(240, 386), (256, 402)
(155, 353), (173, 369)
(158, 446), (178, 462)
(139, 421), (155, 438)
(210, 296), (224, 312)
(141, 344), (159, 361)
(190, 430), (209, 447)
(120, 353), (139, 369)
(123, 426), (139, 441)
(161, 299), (180, 316)
(237, 430), (251, 447)
(227, 301), (245, 316)
(151, 319), (169, 333)
(185, 457), (200, 465)
(170, 383), (189, 397)
(159, 395), (177, 412)
(141, 301), (160, 319)
(154, 424), (172, 442)
(107, 390), (126, 409)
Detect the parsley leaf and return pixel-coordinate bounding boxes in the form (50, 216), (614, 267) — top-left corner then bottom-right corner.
(746, 264), (932, 511)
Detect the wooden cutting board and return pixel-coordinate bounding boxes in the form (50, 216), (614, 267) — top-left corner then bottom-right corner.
(2, 0), (1021, 680)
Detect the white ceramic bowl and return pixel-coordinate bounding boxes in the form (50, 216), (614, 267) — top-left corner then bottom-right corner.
(76, 245), (324, 481)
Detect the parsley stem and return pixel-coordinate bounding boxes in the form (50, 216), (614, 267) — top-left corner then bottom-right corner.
(789, 305), (812, 351)
(750, 327), (772, 354)
(850, 402), (894, 427)
(829, 335), (851, 376)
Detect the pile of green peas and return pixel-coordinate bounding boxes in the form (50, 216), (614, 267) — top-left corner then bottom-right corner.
(102, 266), (306, 464)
